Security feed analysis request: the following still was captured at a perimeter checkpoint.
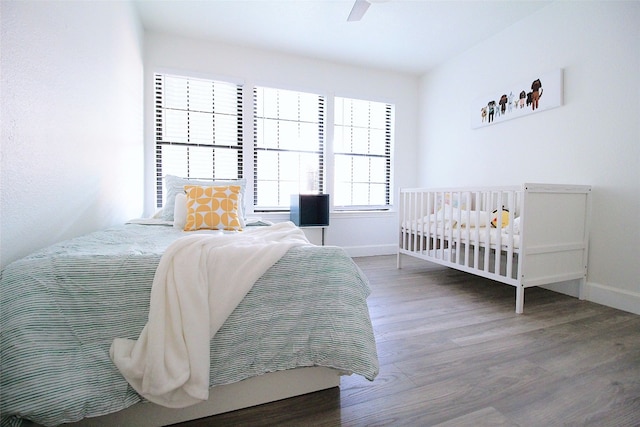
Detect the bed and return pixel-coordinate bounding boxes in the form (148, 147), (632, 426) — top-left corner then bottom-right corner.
(0, 221), (379, 426)
(398, 183), (592, 313)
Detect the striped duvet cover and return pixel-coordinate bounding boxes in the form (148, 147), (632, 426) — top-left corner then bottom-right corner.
(0, 224), (378, 427)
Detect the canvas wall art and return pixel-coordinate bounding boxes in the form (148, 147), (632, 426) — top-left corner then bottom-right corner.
(471, 69), (563, 129)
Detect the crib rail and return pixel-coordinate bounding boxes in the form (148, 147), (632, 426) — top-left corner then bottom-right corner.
(398, 186), (522, 286)
(397, 183), (592, 314)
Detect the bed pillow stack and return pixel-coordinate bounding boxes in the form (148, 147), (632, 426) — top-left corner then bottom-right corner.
(162, 175), (247, 229)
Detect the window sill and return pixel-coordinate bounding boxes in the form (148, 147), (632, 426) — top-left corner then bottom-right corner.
(250, 209), (396, 222)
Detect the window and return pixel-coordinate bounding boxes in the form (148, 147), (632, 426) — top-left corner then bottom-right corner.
(334, 97), (393, 209)
(154, 73), (394, 215)
(253, 87), (325, 211)
(154, 73), (243, 207)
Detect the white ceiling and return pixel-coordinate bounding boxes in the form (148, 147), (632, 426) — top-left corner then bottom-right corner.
(134, 0), (553, 75)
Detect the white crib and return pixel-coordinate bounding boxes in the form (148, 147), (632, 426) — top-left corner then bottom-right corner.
(397, 183), (592, 313)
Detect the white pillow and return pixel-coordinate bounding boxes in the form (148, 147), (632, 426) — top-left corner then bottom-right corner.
(512, 216), (521, 234)
(173, 193), (187, 229)
(458, 210), (491, 227)
(425, 208), (490, 227)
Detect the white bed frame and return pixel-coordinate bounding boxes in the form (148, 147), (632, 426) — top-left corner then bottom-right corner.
(398, 183), (592, 313)
(67, 367), (340, 426)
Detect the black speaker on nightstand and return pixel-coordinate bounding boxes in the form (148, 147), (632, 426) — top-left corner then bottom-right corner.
(290, 194), (330, 227)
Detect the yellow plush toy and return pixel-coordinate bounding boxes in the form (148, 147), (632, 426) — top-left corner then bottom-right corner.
(491, 209), (509, 228)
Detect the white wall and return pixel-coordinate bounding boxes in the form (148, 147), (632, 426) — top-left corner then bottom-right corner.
(418, 1), (640, 314)
(0, 1), (145, 269)
(144, 32), (420, 254)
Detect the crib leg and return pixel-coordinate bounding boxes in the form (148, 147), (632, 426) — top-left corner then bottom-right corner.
(397, 252), (402, 269)
(515, 285), (524, 314)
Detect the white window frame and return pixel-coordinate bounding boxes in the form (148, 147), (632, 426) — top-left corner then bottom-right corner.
(252, 86), (325, 212)
(153, 72), (244, 208)
(332, 96), (394, 211)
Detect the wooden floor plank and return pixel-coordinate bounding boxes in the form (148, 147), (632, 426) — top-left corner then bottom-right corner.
(432, 406), (517, 427)
(173, 255), (640, 426)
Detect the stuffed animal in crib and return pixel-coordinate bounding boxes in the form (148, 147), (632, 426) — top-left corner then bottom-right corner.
(491, 209), (510, 228)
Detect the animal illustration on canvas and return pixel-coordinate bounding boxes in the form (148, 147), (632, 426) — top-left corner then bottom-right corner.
(499, 94), (508, 115)
(476, 75), (551, 127)
(487, 100), (496, 122)
(530, 78), (543, 110)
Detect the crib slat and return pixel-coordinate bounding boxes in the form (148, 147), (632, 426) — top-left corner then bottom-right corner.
(425, 192), (431, 254)
(495, 191), (503, 276)
(482, 192), (491, 272)
(505, 190), (515, 279)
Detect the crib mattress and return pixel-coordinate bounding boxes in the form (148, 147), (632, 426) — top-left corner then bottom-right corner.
(401, 222), (521, 249)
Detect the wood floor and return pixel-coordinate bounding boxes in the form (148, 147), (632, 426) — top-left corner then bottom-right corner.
(174, 255), (640, 427)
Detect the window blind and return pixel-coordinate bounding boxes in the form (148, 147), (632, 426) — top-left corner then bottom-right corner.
(154, 73), (243, 208)
(253, 86), (325, 211)
(334, 97), (393, 209)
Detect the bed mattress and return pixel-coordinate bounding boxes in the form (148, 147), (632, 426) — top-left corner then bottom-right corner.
(0, 224), (378, 426)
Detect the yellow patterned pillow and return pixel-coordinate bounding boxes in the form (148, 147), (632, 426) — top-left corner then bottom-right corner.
(184, 185), (242, 231)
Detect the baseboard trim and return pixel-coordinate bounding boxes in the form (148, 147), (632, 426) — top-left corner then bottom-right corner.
(343, 244), (397, 258)
(583, 281), (640, 315)
(346, 248), (640, 316)
(540, 280), (581, 299)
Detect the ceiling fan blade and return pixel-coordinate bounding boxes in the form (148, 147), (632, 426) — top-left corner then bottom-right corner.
(347, 0), (371, 22)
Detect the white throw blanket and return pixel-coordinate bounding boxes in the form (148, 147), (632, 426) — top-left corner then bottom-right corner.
(110, 222), (310, 408)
